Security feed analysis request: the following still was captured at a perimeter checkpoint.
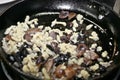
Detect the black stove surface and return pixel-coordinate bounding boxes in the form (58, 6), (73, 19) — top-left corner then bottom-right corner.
(0, 0), (119, 80)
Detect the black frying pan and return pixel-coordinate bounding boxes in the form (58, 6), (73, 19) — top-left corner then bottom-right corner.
(0, 0), (120, 80)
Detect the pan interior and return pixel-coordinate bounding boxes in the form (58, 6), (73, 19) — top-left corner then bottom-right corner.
(0, 11), (119, 80)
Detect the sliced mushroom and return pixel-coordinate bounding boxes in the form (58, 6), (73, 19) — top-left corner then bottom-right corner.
(77, 44), (88, 57)
(67, 33), (72, 39)
(54, 64), (65, 78)
(44, 58), (53, 72)
(46, 42), (60, 54)
(51, 42), (60, 54)
(49, 31), (57, 40)
(24, 34), (32, 42)
(59, 11), (69, 19)
(46, 44), (55, 51)
(77, 51), (84, 58)
(60, 32), (72, 43)
(60, 35), (69, 43)
(51, 42), (58, 48)
(83, 58), (93, 66)
(26, 28), (40, 34)
(64, 66), (76, 79)
(59, 11), (76, 20)
(68, 12), (76, 20)
(36, 56), (45, 68)
(24, 28), (41, 41)
(5, 35), (12, 41)
(84, 50), (99, 60)
(67, 22), (73, 28)
(68, 64), (81, 71)
(77, 44), (88, 51)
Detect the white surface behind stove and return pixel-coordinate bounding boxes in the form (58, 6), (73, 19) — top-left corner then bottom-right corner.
(0, 0), (15, 4)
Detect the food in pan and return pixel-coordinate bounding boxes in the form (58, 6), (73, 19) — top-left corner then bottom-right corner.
(2, 11), (116, 80)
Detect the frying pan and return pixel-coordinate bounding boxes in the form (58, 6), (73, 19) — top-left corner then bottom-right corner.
(0, 0), (120, 80)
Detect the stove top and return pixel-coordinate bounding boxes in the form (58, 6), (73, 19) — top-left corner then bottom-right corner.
(0, 0), (120, 80)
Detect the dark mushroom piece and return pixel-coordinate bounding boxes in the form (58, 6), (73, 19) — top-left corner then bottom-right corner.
(77, 44), (88, 51)
(68, 64), (81, 71)
(64, 65), (76, 79)
(46, 42), (60, 54)
(46, 44), (55, 52)
(36, 56), (45, 69)
(51, 42), (60, 54)
(26, 28), (41, 34)
(60, 32), (72, 43)
(54, 64), (65, 78)
(66, 22), (73, 29)
(59, 11), (76, 20)
(5, 35), (12, 41)
(13, 53), (23, 68)
(68, 12), (76, 20)
(24, 28), (41, 41)
(83, 50), (99, 60)
(83, 58), (93, 66)
(97, 65), (106, 73)
(54, 53), (71, 66)
(60, 35), (70, 43)
(77, 44), (88, 57)
(49, 31), (58, 40)
(11, 43), (30, 68)
(59, 11), (69, 19)
(44, 58), (53, 72)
